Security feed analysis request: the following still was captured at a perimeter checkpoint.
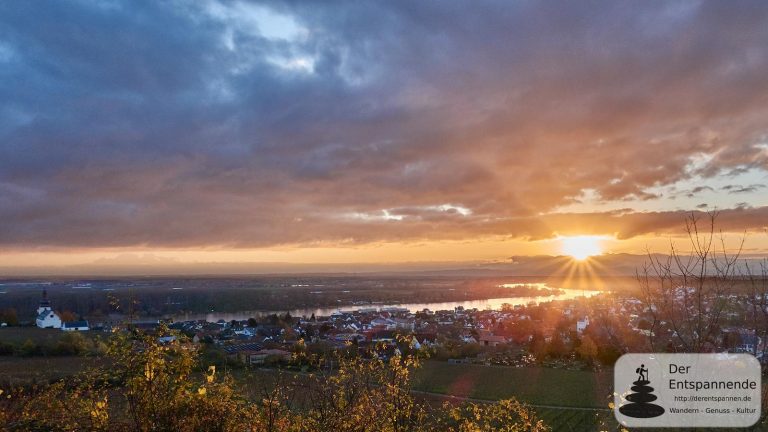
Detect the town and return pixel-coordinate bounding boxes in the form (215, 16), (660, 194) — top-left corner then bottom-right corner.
(3, 276), (767, 430)
(13, 282), (764, 371)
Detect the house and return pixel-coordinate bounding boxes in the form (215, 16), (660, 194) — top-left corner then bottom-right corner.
(36, 289), (62, 329)
(62, 321), (90, 331)
(410, 336), (421, 350)
(334, 333), (366, 343)
(222, 342), (264, 356)
(478, 333), (506, 347)
(394, 318), (415, 331)
(193, 331), (217, 344)
(414, 332), (437, 346)
(369, 330), (397, 343)
(234, 327), (257, 337)
(246, 349), (292, 365)
(576, 316), (590, 333)
(737, 334), (760, 354)
(370, 317), (397, 330)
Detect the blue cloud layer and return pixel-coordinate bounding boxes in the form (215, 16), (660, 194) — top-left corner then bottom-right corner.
(1, 0), (767, 248)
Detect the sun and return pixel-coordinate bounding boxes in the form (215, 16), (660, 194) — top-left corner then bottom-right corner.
(560, 235), (603, 261)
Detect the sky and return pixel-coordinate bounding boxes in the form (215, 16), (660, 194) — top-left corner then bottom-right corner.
(1, 1), (768, 273)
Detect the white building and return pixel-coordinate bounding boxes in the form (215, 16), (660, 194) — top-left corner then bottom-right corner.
(370, 317), (397, 330)
(62, 321), (89, 331)
(36, 289), (62, 329)
(576, 316), (590, 333)
(394, 318), (415, 331)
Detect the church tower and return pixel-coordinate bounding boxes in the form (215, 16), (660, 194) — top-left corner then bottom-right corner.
(37, 288), (52, 315)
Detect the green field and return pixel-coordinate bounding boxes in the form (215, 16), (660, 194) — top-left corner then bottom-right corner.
(413, 361), (613, 408)
(413, 362), (768, 431)
(0, 327), (103, 344)
(412, 362), (617, 431)
(534, 407), (614, 432)
(0, 327), (69, 345)
(0, 356), (101, 386)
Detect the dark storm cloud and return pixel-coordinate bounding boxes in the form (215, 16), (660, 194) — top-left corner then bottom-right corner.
(1, 0), (768, 249)
(721, 184), (766, 194)
(685, 186), (715, 198)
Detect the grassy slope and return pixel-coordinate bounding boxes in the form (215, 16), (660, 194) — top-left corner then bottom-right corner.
(0, 356), (101, 386)
(0, 327), (104, 344)
(413, 361), (613, 408)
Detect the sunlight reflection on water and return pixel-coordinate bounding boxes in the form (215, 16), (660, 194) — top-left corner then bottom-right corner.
(178, 284), (602, 322)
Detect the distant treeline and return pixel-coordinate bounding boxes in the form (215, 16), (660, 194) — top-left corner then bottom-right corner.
(0, 276), (567, 321)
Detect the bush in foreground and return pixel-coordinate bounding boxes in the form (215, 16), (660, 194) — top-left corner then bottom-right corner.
(0, 327), (548, 432)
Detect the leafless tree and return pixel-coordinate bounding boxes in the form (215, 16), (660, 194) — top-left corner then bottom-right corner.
(744, 259), (768, 351)
(637, 212), (744, 353)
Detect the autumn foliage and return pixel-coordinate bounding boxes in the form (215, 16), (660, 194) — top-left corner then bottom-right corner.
(0, 327), (548, 431)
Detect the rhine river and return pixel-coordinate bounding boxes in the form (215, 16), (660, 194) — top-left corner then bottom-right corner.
(175, 283), (601, 322)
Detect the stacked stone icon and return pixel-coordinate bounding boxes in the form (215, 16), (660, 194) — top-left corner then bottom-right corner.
(619, 364), (665, 418)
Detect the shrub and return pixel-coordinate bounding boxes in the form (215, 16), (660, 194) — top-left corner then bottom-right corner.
(0, 328), (549, 432)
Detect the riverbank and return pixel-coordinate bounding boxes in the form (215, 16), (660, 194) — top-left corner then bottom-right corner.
(171, 286), (601, 322)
